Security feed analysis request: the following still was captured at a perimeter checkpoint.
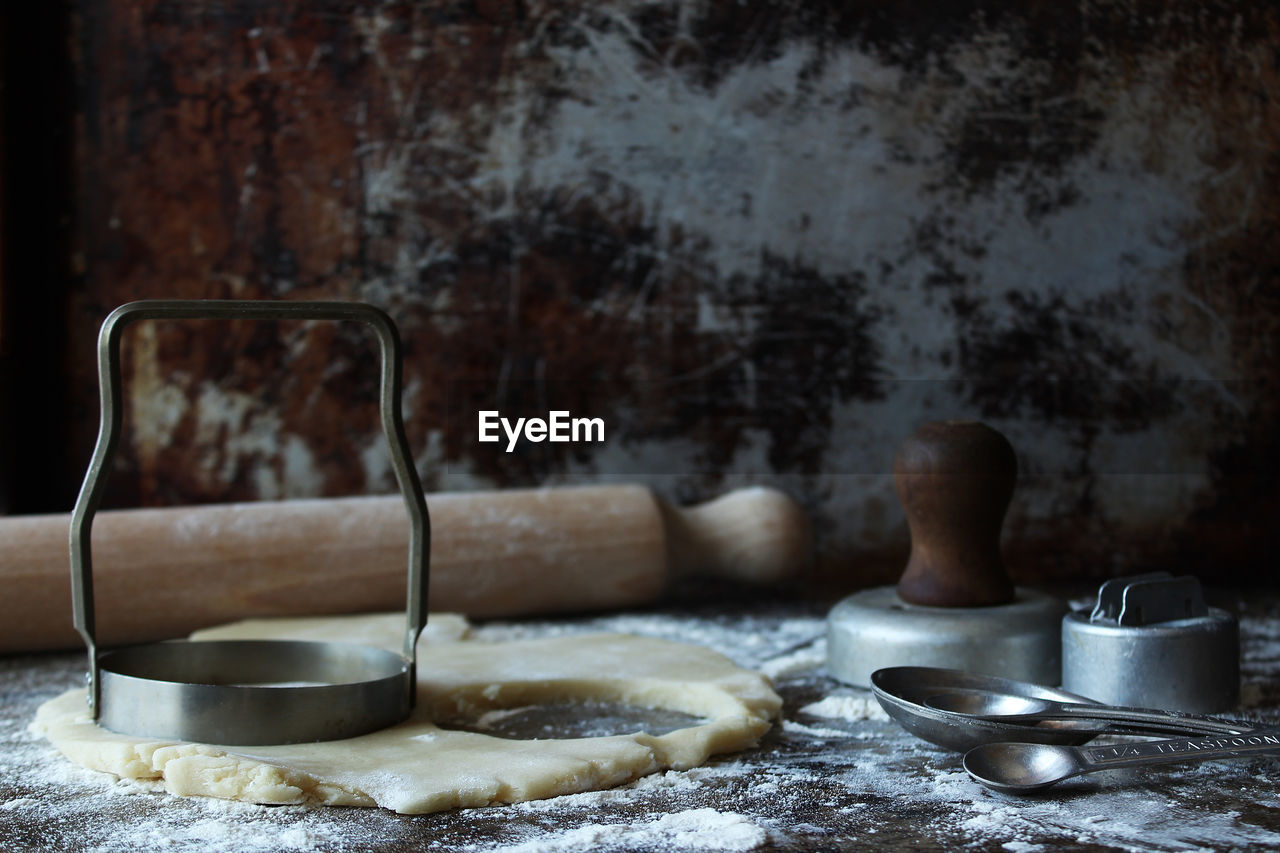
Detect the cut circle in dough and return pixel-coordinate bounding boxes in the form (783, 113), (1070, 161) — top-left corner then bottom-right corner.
(34, 613), (781, 814)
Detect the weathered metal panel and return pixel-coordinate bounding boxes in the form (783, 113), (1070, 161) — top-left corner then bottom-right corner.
(64, 1), (1280, 584)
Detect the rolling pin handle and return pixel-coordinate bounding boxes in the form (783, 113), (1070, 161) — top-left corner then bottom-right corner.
(665, 486), (813, 584)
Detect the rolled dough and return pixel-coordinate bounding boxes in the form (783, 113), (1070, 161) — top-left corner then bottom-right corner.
(34, 613), (781, 814)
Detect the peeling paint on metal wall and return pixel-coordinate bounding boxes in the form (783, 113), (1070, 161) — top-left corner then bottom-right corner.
(66, 0), (1280, 584)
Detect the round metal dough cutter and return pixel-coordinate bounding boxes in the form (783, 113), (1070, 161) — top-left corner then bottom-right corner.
(1061, 572), (1239, 714)
(70, 301), (430, 745)
(829, 587), (1065, 687)
(826, 422), (1066, 687)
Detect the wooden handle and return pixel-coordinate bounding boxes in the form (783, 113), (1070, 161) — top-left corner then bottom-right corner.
(894, 421), (1017, 607)
(0, 485), (810, 652)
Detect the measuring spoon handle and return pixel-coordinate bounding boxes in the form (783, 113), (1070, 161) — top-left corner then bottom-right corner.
(1075, 728), (1280, 774)
(1048, 702), (1249, 735)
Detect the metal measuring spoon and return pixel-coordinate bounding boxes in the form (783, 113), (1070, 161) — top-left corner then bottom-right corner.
(924, 690), (1249, 737)
(870, 667), (1241, 753)
(963, 729), (1280, 794)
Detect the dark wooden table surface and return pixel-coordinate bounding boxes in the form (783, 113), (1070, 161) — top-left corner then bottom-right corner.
(4, 588), (1280, 852)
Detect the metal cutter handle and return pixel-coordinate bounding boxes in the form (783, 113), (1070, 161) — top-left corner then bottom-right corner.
(69, 300), (430, 716)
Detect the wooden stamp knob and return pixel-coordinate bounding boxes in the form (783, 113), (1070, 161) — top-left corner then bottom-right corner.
(894, 421), (1017, 608)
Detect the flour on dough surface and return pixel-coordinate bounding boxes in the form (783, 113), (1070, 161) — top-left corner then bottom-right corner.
(34, 613), (781, 814)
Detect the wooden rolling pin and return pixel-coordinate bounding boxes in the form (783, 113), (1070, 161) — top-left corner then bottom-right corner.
(0, 485), (810, 652)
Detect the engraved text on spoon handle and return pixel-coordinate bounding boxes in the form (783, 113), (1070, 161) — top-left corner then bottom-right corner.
(1083, 729), (1280, 769)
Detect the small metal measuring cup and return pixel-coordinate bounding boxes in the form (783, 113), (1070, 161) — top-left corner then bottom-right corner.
(71, 300), (429, 745)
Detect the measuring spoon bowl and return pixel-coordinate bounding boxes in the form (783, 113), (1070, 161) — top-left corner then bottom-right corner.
(964, 729), (1280, 794)
(924, 691), (1250, 737)
(871, 667), (1115, 753)
(870, 667), (1253, 753)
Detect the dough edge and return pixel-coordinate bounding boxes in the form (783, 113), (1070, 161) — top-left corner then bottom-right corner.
(34, 613), (781, 814)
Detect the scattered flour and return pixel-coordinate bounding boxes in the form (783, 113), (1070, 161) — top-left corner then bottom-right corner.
(1, 798), (38, 811)
(7, 599), (1280, 851)
(1002, 842), (1045, 853)
(781, 719), (851, 739)
(116, 815), (329, 852)
(471, 706), (537, 730)
(799, 693), (890, 723)
(759, 638), (827, 680)
(837, 747), (1280, 852)
(482, 808), (768, 853)
(508, 764), (753, 816)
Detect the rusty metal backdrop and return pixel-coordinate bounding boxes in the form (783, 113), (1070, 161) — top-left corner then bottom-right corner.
(44, 0), (1280, 585)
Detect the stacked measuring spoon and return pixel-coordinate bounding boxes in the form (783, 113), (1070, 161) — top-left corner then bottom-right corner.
(871, 666), (1271, 794)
